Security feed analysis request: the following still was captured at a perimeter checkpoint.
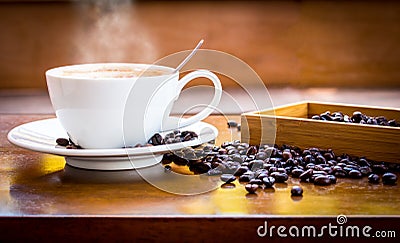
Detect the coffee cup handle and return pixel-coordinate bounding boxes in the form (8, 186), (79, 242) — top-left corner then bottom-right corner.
(174, 70), (222, 128)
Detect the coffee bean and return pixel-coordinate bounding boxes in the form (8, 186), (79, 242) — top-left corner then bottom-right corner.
(324, 152), (334, 161)
(249, 160), (264, 171)
(320, 114), (332, 121)
(358, 158), (370, 167)
(328, 175), (337, 184)
(234, 166), (249, 177)
(256, 172), (269, 181)
(56, 138), (69, 147)
(189, 161), (211, 174)
(313, 170), (328, 176)
(182, 132), (196, 142)
(314, 175), (332, 186)
(368, 174), (380, 184)
(262, 176), (276, 188)
(277, 168), (287, 174)
(207, 168), (223, 176)
(348, 170), (362, 178)
(255, 152), (267, 160)
(231, 154), (245, 164)
(304, 155), (314, 164)
(171, 153), (189, 166)
(291, 169), (304, 178)
(245, 184), (259, 194)
(268, 166), (278, 174)
(334, 170), (347, 178)
(271, 172), (288, 183)
(239, 171), (255, 182)
(388, 119), (397, 127)
(299, 169), (313, 181)
(359, 166), (372, 176)
(351, 111), (363, 123)
(382, 172), (397, 185)
(148, 133), (164, 145)
(372, 164), (389, 174)
(181, 131), (198, 140)
(164, 165), (172, 172)
(246, 146), (258, 156)
(218, 148), (227, 155)
(282, 150), (292, 161)
(220, 174), (236, 183)
(161, 153), (174, 165)
(316, 155), (326, 164)
(291, 186), (303, 196)
(249, 178), (263, 185)
(227, 120), (238, 128)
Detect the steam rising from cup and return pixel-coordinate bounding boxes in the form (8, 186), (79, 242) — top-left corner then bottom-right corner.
(73, 0), (157, 63)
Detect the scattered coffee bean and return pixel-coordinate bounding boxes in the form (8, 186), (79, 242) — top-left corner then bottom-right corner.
(55, 137), (82, 149)
(56, 138), (69, 147)
(245, 183), (259, 194)
(291, 168), (304, 178)
(227, 120), (238, 128)
(271, 172), (288, 183)
(262, 176), (276, 188)
(246, 146), (258, 156)
(256, 172), (269, 181)
(368, 174), (380, 184)
(299, 169), (313, 181)
(314, 175), (332, 186)
(220, 174), (236, 183)
(291, 186), (303, 196)
(348, 170), (363, 178)
(328, 175), (337, 184)
(239, 171), (255, 182)
(234, 166), (249, 177)
(249, 178), (263, 185)
(382, 172), (397, 185)
(189, 161), (211, 174)
(148, 133), (164, 146)
(164, 165), (172, 172)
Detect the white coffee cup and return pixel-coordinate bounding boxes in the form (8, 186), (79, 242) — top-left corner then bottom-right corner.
(46, 63), (222, 149)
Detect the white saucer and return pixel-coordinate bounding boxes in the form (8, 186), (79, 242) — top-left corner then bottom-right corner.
(7, 118), (218, 170)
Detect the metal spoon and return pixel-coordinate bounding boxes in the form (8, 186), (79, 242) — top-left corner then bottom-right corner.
(173, 39), (204, 73)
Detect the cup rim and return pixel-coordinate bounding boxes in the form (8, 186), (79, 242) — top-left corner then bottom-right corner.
(45, 63), (176, 80)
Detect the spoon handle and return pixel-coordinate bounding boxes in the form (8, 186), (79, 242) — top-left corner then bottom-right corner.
(174, 39), (204, 73)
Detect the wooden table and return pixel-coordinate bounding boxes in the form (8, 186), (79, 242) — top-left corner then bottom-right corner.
(1, 114), (399, 242)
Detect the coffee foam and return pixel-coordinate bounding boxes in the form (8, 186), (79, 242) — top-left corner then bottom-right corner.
(61, 66), (171, 78)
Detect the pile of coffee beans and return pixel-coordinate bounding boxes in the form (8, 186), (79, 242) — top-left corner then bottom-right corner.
(153, 130), (198, 145)
(56, 130), (198, 149)
(161, 141), (399, 195)
(311, 111), (399, 127)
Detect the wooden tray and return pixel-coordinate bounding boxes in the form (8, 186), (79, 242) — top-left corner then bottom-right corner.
(241, 101), (400, 163)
